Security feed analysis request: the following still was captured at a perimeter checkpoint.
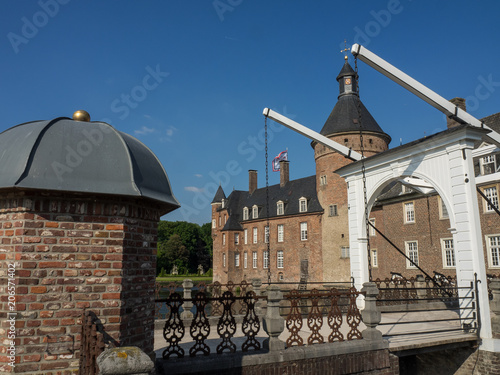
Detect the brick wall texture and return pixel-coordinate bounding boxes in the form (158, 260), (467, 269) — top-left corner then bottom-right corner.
(0, 191), (160, 374)
(369, 187), (500, 280)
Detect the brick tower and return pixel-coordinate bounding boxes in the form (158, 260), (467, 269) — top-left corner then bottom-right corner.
(0, 112), (179, 374)
(313, 58), (391, 282)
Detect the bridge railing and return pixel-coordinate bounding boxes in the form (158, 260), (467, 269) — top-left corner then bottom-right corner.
(374, 275), (458, 306)
(154, 280), (381, 359)
(280, 287), (364, 347)
(155, 289), (264, 359)
(376, 275), (479, 338)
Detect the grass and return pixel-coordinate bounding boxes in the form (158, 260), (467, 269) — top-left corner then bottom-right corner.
(156, 275), (213, 283)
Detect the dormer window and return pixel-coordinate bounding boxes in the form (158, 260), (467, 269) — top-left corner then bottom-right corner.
(481, 155), (497, 175)
(221, 199), (225, 208)
(299, 197), (307, 213)
(277, 201), (284, 215)
(402, 185), (412, 194)
(243, 207), (249, 220)
(252, 205), (259, 219)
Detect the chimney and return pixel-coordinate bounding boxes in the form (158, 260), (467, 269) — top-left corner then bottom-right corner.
(249, 170), (257, 194)
(280, 160), (289, 187)
(447, 97), (467, 129)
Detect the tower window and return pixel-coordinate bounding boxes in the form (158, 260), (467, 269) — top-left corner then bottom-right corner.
(329, 205), (338, 217)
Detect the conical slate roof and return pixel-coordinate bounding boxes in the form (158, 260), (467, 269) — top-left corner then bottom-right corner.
(320, 95), (388, 136)
(0, 117), (180, 214)
(319, 60), (390, 142)
(211, 185), (226, 204)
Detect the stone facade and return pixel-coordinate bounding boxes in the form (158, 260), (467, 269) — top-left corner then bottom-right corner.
(0, 191), (160, 374)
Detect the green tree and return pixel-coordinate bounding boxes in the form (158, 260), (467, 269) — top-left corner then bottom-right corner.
(161, 234), (189, 272)
(200, 222), (213, 257)
(157, 221), (212, 274)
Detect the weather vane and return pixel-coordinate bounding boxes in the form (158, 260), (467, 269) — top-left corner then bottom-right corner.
(340, 39), (350, 61)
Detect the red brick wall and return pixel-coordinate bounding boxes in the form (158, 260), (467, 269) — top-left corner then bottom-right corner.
(370, 189), (500, 280)
(0, 191), (160, 374)
(213, 211), (323, 285)
(314, 132), (389, 282)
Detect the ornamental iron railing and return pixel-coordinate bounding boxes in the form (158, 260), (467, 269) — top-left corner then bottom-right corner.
(281, 287), (364, 347)
(156, 290), (262, 359)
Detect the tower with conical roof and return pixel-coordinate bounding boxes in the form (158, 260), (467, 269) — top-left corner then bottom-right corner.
(313, 58), (391, 282)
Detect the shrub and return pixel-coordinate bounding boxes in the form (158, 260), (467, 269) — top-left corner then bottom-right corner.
(158, 267), (167, 277)
(206, 268), (213, 277)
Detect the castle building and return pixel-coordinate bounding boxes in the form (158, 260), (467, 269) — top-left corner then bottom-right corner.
(211, 59), (391, 284)
(212, 58), (500, 285)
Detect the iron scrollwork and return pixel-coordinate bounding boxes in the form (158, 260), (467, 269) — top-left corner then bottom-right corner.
(162, 293), (185, 359)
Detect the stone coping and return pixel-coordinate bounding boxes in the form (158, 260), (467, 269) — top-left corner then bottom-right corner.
(155, 339), (388, 374)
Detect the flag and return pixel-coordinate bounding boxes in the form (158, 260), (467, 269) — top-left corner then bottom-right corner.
(272, 150), (288, 172)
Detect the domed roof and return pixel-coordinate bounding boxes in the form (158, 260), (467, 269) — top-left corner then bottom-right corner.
(0, 117), (180, 214)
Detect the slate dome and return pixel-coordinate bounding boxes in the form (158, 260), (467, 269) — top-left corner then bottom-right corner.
(0, 116), (180, 214)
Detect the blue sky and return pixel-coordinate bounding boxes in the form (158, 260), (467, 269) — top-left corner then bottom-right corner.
(1, 1), (500, 225)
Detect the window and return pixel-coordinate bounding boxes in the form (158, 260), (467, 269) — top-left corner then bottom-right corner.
(263, 250), (269, 269)
(371, 249), (378, 267)
(277, 224), (284, 242)
(405, 241), (418, 268)
(488, 235), (500, 267)
(481, 155), (497, 175)
(235, 253), (240, 267)
(234, 233), (239, 245)
(299, 198), (307, 213)
(223, 253), (226, 267)
(244, 252), (248, 268)
(224, 214), (227, 224)
(221, 199), (225, 208)
(341, 246), (350, 259)
(253, 227), (258, 244)
(404, 202), (415, 223)
(329, 204), (338, 217)
(252, 251), (258, 268)
(483, 186), (499, 212)
(212, 219), (216, 228)
(222, 233), (226, 245)
(320, 175), (327, 185)
(369, 218), (376, 236)
(402, 185), (412, 194)
(244, 229), (248, 244)
(438, 196), (449, 219)
(278, 272), (284, 281)
(252, 205), (259, 219)
(219, 216), (221, 226)
(243, 207), (249, 220)
(441, 238), (455, 268)
(277, 201), (284, 215)
(277, 250), (284, 268)
(264, 226), (269, 243)
(300, 222), (308, 241)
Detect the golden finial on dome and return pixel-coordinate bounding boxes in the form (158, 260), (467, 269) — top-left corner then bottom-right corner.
(72, 110), (91, 122)
(340, 39), (350, 61)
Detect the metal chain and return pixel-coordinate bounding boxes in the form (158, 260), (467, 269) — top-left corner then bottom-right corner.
(355, 56), (373, 282)
(265, 116), (271, 284)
